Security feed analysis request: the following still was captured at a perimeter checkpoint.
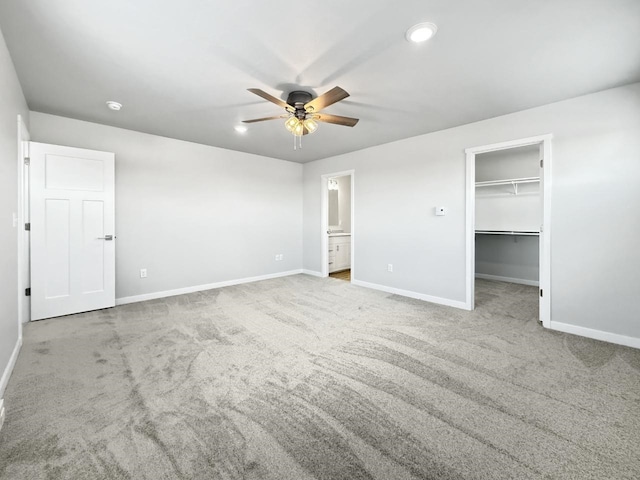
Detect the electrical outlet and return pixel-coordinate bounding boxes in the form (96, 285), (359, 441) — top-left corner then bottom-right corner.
(387, 264), (393, 272)
(279, 254), (283, 261)
(140, 268), (147, 278)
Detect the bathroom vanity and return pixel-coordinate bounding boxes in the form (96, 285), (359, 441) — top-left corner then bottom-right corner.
(328, 233), (351, 273)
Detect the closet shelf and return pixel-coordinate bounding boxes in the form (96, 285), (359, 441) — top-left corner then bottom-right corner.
(476, 177), (539, 195)
(475, 230), (540, 236)
(475, 177), (540, 187)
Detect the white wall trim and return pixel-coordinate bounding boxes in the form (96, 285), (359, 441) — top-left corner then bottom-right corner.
(302, 269), (323, 277)
(17, 115), (30, 327)
(464, 134), (553, 155)
(115, 269), (304, 305)
(550, 321), (640, 350)
(0, 336), (22, 398)
(475, 273), (539, 287)
(352, 279), (468, 310)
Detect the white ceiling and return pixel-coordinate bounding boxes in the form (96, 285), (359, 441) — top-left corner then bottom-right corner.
(1, 0), (639, 163)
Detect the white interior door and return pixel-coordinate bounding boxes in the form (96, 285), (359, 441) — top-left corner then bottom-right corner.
(30, 142), (115, 320)
(538, 141), (551, 327)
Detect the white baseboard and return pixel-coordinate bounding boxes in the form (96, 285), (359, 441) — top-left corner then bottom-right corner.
(302, 269), (323, 277)
(475, 273), (539, 287)
(0, 399), (5, 433)
(549, 321), (640, 349)
(116, 269), (303, 306)
(351, 279), (467, 310)
(0, 335), (22, 398)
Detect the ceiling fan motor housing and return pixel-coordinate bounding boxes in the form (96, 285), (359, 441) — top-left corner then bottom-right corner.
(287, 91), (313, 118)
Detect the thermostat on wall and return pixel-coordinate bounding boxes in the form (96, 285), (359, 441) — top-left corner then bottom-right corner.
(435, 206), (446, 216)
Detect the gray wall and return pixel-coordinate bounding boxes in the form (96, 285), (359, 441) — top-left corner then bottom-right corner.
(475, 235), (539, 283)
(0, 28), (29, 395)
(303, 82), (640, 339)
(30, 113), (303, 300)
(475, 145), (539, 182)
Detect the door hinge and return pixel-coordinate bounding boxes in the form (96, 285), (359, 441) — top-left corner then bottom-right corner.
(24, 157), (30, 165)
(24, 223), (30, 231)
(25, 288), (31, 296)
(540, 289), (543, 297)
(540, 159), (544, 168)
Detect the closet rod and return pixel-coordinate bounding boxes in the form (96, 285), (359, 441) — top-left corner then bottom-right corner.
(475, 177), (540, 187)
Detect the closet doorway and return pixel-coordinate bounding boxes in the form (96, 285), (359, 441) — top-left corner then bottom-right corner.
(465, 135), (552, 327)
(321, 170), (354, 282)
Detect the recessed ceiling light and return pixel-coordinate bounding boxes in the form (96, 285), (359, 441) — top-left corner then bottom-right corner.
(106, 101), (122, 111)
(405, 22), (438, 43)
(234, 125), (248, 133)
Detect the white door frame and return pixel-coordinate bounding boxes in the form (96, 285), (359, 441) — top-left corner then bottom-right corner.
(465, 134), (552, 327)
(320, 170), (355, 278)
(17, 114), (30, 326)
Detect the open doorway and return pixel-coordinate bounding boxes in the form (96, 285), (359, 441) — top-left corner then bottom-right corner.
(465, 135), (552, 327)
(321, 170), (354, 281)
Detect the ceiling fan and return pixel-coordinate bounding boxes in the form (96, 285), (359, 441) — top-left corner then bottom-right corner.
(243, 87), (359, 142)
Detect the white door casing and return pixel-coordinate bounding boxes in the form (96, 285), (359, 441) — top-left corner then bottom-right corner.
(30, 142), (115, 320)
(17, 115), (30, 327)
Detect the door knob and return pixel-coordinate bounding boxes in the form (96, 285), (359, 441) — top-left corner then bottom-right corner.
(97, 235), (114, 240)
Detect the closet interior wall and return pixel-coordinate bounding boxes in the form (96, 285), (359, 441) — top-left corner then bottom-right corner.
(475, 146), (540, 286)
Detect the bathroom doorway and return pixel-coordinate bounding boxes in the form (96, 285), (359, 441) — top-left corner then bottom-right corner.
(321, 170), (354, 281)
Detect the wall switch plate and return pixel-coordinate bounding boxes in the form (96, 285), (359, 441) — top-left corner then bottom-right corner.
(275, 254), (283, 261)
(12, 213), (17, 228)
(387, 264), (393, 272)
(140, 268), (147, 278)
(435, 206), (446, 216)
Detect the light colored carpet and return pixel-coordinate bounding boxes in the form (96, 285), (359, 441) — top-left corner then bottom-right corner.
(0, 275), (639, 479)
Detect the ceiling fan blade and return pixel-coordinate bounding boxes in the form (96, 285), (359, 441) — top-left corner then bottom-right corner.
(315, 113), (359, 127)
(304, 87), (350, 112)
(242, 115), (287, 123)
(247, 88), (294, 112)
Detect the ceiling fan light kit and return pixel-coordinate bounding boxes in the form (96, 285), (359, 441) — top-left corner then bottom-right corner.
(243, 86), (359, 150)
